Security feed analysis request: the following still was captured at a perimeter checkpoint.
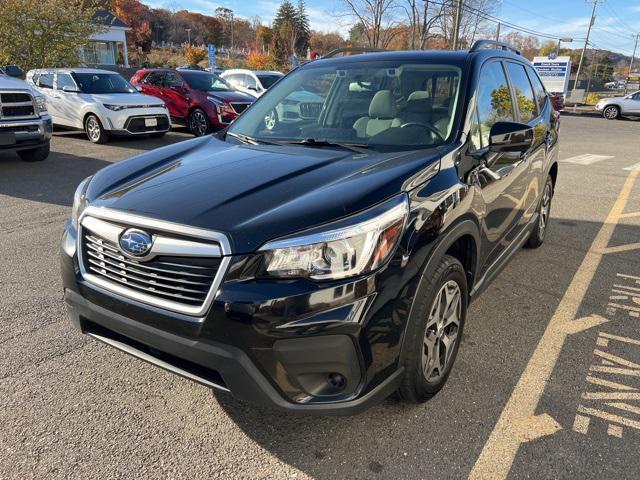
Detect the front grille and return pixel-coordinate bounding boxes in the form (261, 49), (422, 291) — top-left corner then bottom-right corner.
(82, 230), (221, 308)
(230, 102), (250, 114)
(125, 115), (170, 133)
(299, 102), (322, 119)
(0, 124), (39, 133)
(0, 91), (36, 120)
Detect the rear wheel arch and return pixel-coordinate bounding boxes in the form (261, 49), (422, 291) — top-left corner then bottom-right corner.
(549, 162), (558, 189)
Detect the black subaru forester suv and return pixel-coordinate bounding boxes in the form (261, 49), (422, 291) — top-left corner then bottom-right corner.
(61, 41), (559, 414)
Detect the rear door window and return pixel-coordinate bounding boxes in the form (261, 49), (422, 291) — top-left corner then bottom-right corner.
(525, 65), (548, 112)
(56, 73), (76, 91)
(505, 62), (538, 123)
(37, 73), (54, 89)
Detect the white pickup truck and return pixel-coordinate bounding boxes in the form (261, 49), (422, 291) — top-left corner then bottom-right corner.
(0, 73), (52, 161)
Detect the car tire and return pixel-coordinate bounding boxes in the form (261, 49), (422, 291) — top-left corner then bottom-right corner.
(189, 108), (211, 137)
(602, 105), (620, 120)
(525, 175), (554, 249)
(85, 114), (108, 144)
(398, 254), (467, 403)
(17, 143), (50, 162)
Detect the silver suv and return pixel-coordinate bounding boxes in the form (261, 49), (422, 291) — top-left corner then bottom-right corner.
(595, 91), (640, 120)
(0, 73), (52, 162)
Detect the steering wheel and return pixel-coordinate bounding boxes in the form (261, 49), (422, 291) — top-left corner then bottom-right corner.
(400, 122), (445, 142)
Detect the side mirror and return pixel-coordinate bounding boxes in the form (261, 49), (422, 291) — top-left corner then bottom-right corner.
(488, 121), (534, 154)
(4, 65), (24, 78)
(62, 85), (79, 93)
(247, 85), (258, 91)
(135, 85), (143, 92)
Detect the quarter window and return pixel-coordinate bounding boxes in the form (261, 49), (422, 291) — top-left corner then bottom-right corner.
(506, 62), (537, 123)
(476, 62), (514, 147)
(37, 73), (54, 89)
(56, 73), (76, 90)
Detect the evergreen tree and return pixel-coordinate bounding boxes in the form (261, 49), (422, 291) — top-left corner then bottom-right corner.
(295, 1), (311, 56)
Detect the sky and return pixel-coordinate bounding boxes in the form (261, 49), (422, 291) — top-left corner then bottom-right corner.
(145, 0), (640, 56)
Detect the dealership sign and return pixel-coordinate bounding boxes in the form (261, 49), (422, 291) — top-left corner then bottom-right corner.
(532, 56), (572, 94)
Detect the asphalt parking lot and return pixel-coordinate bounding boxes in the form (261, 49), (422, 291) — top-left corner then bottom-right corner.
(1, 115), (640, 479)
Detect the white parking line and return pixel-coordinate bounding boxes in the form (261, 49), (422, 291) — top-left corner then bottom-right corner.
(624, 162), (640, 172)
(562, 154), (614, 165)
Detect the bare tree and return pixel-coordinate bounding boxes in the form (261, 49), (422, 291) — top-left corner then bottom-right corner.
(401, 0), (446, 49)
(337, 0), (399, 48)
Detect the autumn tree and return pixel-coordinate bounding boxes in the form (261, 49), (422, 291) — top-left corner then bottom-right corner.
(110, 0), (152, 50)
(182, 44), (207, 66)
(309, 31), (347, 54)
(0, 0), (101, 70)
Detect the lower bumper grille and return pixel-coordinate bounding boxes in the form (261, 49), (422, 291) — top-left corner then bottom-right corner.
(125, 115), (170, 133)
(230, 102), (250, 114)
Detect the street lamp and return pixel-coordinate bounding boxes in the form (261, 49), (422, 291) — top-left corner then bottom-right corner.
(555, 37), (573, 57)
(186, 28), (191, 45)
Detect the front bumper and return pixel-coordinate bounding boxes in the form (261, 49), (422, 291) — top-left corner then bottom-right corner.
(100, 107), (170, 134)
(0, 115), (52, 151)
(61, 221), (414, 414)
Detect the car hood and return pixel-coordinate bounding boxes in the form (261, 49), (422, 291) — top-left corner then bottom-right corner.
(86, 136), (441, 253)
(82, 92), (164, 106)
(205, 90), (255, 102)
(0, 74), (31, 91)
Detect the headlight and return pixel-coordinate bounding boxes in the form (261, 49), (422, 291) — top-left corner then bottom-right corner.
(258, 195), (409, 280)
(35, 95), (47, 114)
(103, 104), (127, 111)
(71, 176), (92, 229)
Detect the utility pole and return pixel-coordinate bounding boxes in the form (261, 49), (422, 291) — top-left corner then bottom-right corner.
(452, 0), (464, 50)
(186, 28), (191, 45)
(495, 22), (500, 42)
(624, 33), (639, 94)
(571, 0), (600, 108)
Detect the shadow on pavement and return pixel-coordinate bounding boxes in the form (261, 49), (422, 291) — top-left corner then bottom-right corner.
(0, 151), (111, 207)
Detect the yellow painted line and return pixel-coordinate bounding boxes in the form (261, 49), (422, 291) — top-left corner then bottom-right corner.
(613, 284), (640, 293)
(600, 331), (640, 346)
(619, 211), (640, 219)
(586, 375), (638, 391)
(608, 303), (640, 314)
(590, 365), (640, 377)
(608, 424), (623, 438)
(594, 349), (640, 369)
(607, 402), (640, 416)
(583, 392), (640, 400)
(598, 242), (640, 254)
(578, 405), (640, 431)
(469, 170), (639, 480)
(572, 414), (590, 434)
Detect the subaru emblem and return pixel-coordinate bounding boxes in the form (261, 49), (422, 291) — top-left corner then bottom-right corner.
(119, 229), (153, 257)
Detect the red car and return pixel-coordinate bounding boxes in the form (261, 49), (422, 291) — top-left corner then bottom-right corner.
(130, 69), (255, 136)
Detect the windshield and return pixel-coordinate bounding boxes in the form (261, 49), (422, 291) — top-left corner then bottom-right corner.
(257, 74), (282, 89)
(181, 71), (232, 92)
(228, 61), (461, 151)
(72, 73), (136, 94)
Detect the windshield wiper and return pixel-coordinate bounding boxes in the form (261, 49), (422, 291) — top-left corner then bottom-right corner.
(226, 132), (284, 146)
(284, 138), (371, 154)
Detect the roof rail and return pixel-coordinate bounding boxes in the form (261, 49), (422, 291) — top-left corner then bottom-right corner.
(323, 47), (386, 59)
(470, 40), (521, 56)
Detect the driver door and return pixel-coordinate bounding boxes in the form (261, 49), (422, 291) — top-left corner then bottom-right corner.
(466, 60), (532, 270)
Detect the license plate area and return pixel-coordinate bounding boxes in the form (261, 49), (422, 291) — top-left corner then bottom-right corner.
(145, 118), (158, 128)
(0, 132), (16, 146)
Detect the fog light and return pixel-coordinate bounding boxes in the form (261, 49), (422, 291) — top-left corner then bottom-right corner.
(327, 372), (346, 390)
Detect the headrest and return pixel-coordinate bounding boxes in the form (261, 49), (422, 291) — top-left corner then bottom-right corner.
(369, 90), (396, 119)
(407, 91), (430, 101)
(406, 91), (433, 113)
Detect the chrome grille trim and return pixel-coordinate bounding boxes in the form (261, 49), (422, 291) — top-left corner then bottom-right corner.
(0, 90), (38, 121)
(78, 206), (232, 317)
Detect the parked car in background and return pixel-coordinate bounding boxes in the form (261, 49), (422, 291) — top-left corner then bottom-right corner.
(264, 88), (326, 130)
(0, 72), (52, 161)
(131, 69), (255, 136)
(549, 94), (564, 112)
(0, 65), (25, 78)
(221, 69), (283, 97)
(595, 90), (640, 120)
(26, 68), (170, 144)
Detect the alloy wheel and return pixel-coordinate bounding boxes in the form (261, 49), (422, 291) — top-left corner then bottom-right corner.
(422, 280), (462, 382)
(86, 117), (101, 141)
(264, 110), (277, 130)
(603, 106), (618, 120)
(539, 182), (552, 237)
(190, 110), (208, 136)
